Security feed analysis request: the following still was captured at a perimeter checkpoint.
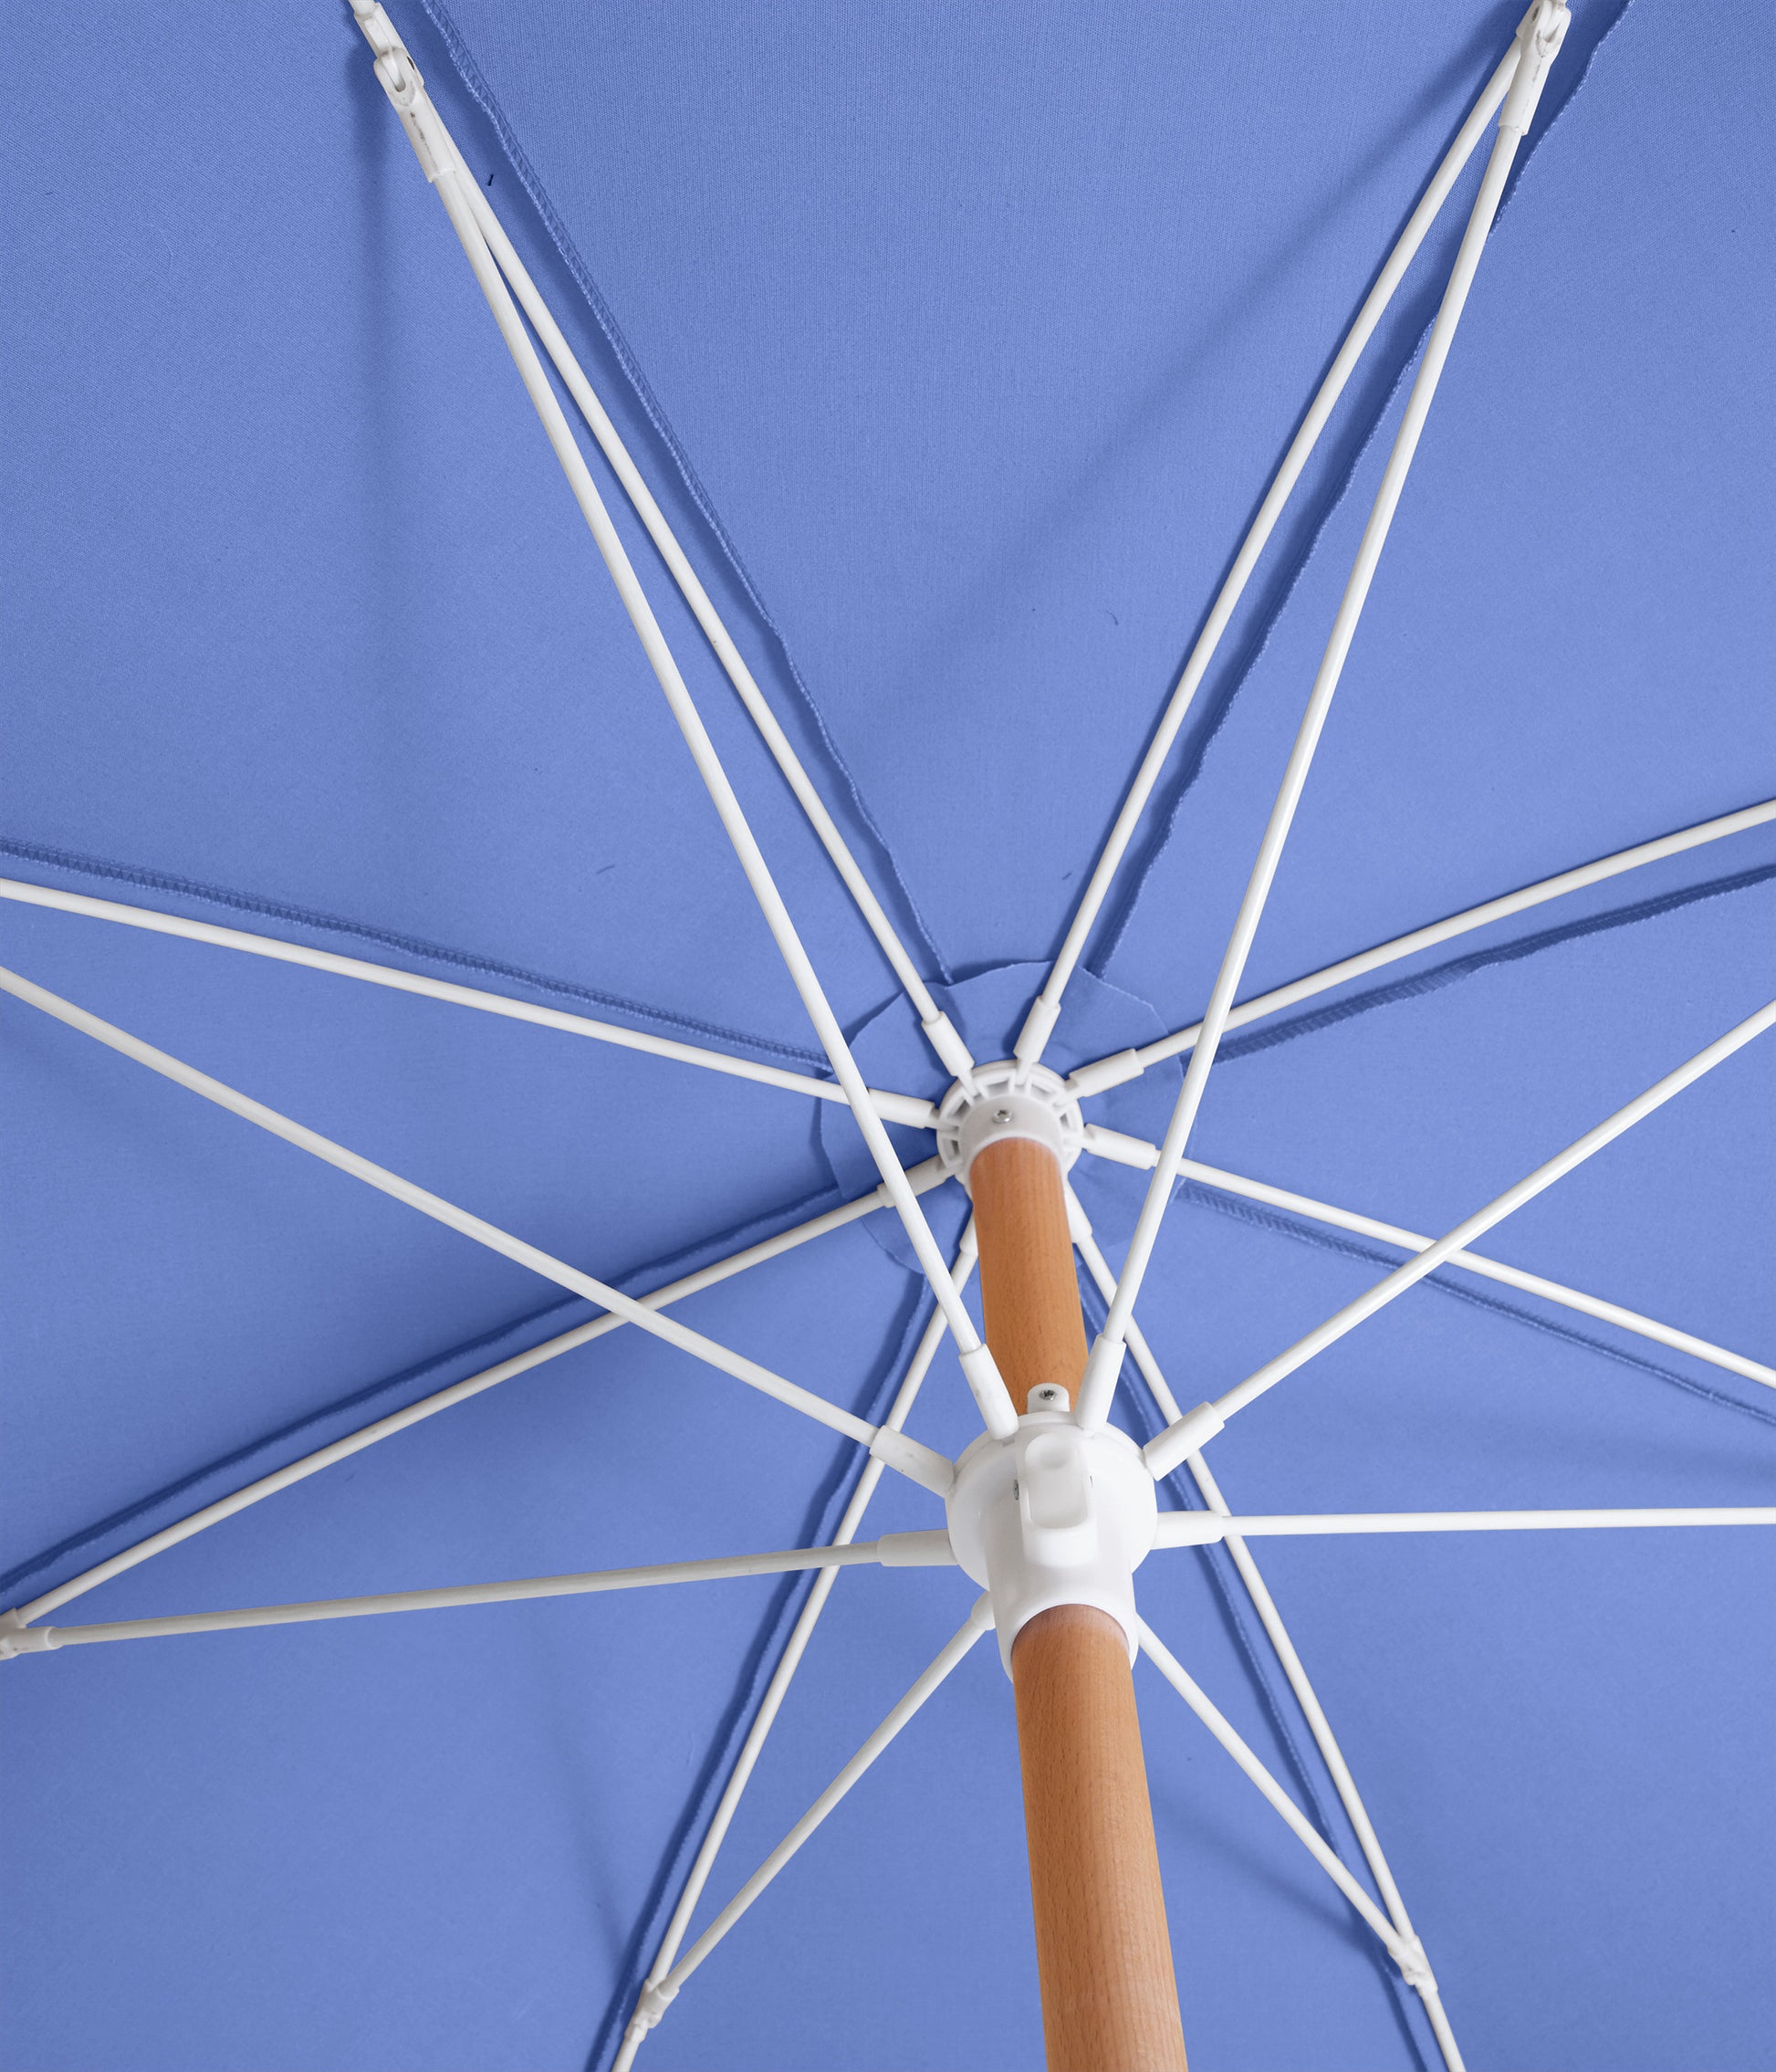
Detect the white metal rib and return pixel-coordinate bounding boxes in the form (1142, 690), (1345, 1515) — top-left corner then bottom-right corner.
(437, 131), (973, 1083)
(1147, 997), (1776, 1473)
(633, 1598), (996, 2039)
(8, 1159), (952, 1628)
(1178, 1156), (1776, 1390)
(1135, 1620), (1417, 1973)
(0, 965), (956, 1476)
(1014, 31), (1524, 1071)
(1173, 1453), (1467, 2069)
(1066, 799), (1776, 1097)
(5, 1544), (896, 1652)
(1075, 1137), (1771, 1387)
(1077, 70), (1545, 1430)
(1069, 1204), (1464, 2068)
(618, 1229), (978, 2068)
(1153, 1508), (1776, 1544)
(387, 79), (1009, 1429)
(0, 877), (937, 1127)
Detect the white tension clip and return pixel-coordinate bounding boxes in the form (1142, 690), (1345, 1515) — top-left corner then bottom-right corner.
(350, 1), (440, 175)
(945, 1387), (1158, 1674)
(1499, 0), (1571, 138)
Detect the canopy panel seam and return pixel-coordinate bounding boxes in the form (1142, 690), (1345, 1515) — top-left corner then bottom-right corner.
(0, 834), (830, 1071)
(409, 0), (957, 992)
(1213, 861), (1776, 1068)
(1088, 0), (1635, 984)
(0, 1167), (897, 1606)
(1176, 1180), (1776, 1430)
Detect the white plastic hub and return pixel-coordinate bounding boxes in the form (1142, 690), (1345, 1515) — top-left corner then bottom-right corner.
(945, 1399), (1158, 1674)
(934, 1059), (1085, 1189)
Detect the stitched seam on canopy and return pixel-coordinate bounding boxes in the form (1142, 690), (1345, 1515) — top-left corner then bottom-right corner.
(0, 834), (830, 1072)
(1090, 0), (1637, 979)
(1175, 1180), (1776, 1429)
(409, 0), (957, 994)
(0, 1170), (864, 1603)
(1215, 861), (1776, 1067)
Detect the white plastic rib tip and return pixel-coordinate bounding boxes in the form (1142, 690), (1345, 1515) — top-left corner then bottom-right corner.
(1067, 1048), (1144, 1100)
(921, 1012), (979, 1088)
(1012, 992), (1062, 1067)
(1144, 1401), (1228, 1479)
(350, 0), (401, 55)
(1500, 1), (1570, 135)
(946, 1411), (1158, 1673)
(352, 2), (436, 178)
(1080, 1123), (1161, 1170)
(1151, 1511), (1228, 1550)
(875, 1530), (958, 1568)
(957, 1343), (1022, 1442)
(935, 1060), (1084, 1189)
(868, 1428), (956, 1497)
(866, 1088), (942, 1130)
(1077, 1333), (1123, 1423)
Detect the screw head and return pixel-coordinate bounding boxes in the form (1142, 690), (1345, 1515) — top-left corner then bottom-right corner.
(991, 1106), (1013, 1125)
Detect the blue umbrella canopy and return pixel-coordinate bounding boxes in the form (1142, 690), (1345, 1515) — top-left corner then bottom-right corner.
(3, 3), (1771, 2068)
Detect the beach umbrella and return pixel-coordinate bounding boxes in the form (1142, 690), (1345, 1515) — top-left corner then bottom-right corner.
(2, 2), (1771, 2067)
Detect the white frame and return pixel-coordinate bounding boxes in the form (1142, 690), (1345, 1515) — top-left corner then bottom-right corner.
(5, 9), (1771, 2072)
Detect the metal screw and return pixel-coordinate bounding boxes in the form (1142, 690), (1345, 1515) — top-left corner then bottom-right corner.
(992, 1106), (1013, 1125)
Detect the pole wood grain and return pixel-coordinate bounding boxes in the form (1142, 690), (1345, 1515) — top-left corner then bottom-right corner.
(1012, 1606), (1188, 2071)
(971, 1135), (1187, 2071)
(970, 1136), (1090, 1401)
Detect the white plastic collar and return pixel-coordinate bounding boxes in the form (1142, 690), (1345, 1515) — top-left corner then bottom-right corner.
(935, 1059), (1084, 1190)
(0, 1609), (56, 1659)
(629, 1980), (678, 2034)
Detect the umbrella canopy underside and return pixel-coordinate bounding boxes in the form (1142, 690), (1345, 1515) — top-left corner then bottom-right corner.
(2, 4), (1771, 2068)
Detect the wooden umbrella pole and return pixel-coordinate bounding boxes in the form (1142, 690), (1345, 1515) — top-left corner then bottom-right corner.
(969, 1136), (1189, 2072)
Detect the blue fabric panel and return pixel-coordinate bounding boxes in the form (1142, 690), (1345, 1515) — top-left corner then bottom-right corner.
(0, 5), (906, 1051)
(1, 2), (1771, 2069)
